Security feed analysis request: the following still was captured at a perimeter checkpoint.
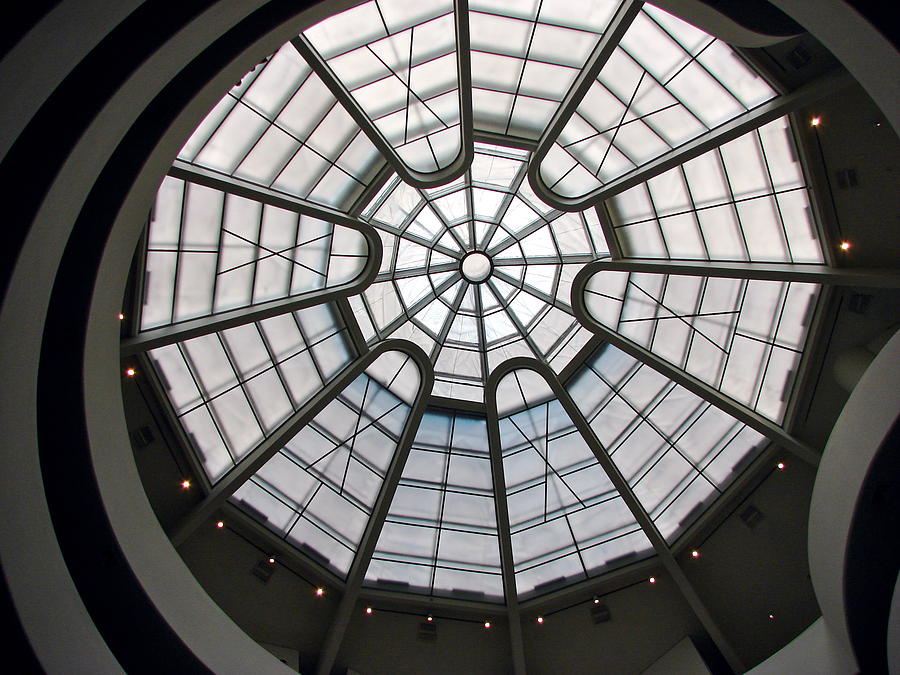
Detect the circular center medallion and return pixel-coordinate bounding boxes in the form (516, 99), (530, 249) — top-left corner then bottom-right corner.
(460, 251), (492, 283)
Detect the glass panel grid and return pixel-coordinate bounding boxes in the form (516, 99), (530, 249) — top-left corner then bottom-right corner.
(606, 117), (824, 263)
(303, 0), (464, 174)
(141, 176), (369, 330)
(178, 43), (383, 210)
(538, 5), (777, 200)
(469, 0), (623, 139)
(230, 350), (421, 577)
(149, 304), (353, 481)
(366, 409), (504, 601)
(567, 346), (769, 542)
(583, 270), (820, 422)
(497, 370), (652, 598)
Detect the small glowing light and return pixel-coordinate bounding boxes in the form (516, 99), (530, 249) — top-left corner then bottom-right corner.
(810, 116), (821, 127)
(691, 550), (701, 559)
(649, 577), (657, 584)
(769, 613), (775, 620)
(839, 241), (851, 251)
(117, 313), (125, 321)
(426, 615), (433, 622)
(267, 557), (276, 565)
(180, 479), (191, 489)
(536, 616), (544, 624)
(483, 621), (491, 629)
(315, 587), (325, 597)
(593, 596), (601, 604)
(215, 521), (224, 529)
(777, 462), (786, 471)
(125, 367), (136, 377)
(365, 607), (373, 615)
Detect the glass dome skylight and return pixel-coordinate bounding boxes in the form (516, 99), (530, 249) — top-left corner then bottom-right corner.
(129, 0), (828, 609)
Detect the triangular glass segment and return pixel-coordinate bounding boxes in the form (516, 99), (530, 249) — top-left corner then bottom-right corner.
(496, 368), (653, 599)
(366, 409), (503, 601)
(567, 345), (770, 542)
(582, 270), (820, 422)
(303, 0), (465, 175)
(141, 176), (369, 330)
(230, 350), (422, 578)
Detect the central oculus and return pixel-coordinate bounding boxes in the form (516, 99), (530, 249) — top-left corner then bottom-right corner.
(460, 251), (492, 283)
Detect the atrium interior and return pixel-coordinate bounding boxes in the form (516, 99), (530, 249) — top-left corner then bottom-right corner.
(1, 1), (897, 674)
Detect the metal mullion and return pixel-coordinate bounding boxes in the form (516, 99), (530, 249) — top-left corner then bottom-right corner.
(560, 101), (681, 151)
(504, 0), (545, 136)
(477, 161), (530, 250)
(188, 92), (242, 161)
(492, 268), (569, 313)
(429, 417), (456, 594)
(561, 509), (590, 578)
(465, 172), (477, 247)
(683, 276), (709, 373)
(381, 261), (457, 281)
(526, 0), (644, 203)
(678, 163), (711, 259)
(748, 281), (791, 413)
(620, 381), (719, 491)
(220, 226), (329, 280)
(583, 71), (649, 184)
(490, 358), (745, 673)
(255, 318), (303, 412)
(176, 340), (238, 466)
(215, 331), (268, 440)
(506, 408), (590, 513)
(643, 181), (673, 259)
(315, 345), (433, 675)
(627, 275), (733, 360)
(714, 279), (748, 391)
(362, 42), (453, 132)
(333, 298), (368, 356)
(488, 279), (544, 361)
(485, 383), (528, 675)
(283, 482), (324, 541)
(340, 377), (371, 495)
(290, 309), (329, 390)
(430, 281), (468, 363)
(642, 274), (666, 353)
(294, 101), (357, 199)
(755, 126), (795, 261)
(485, 217), (553, 257)
(169, 340), (428, 548)
(473, 282), (491, 391)
(291, 2), (473, 190)
(657, 32), (749, 116)
(227, 63), (312, 171)
(494, 253), (594, 266)
(168, 180), (192, 325)
(377, 273), (458, 340)
(579, 258), (900, 287)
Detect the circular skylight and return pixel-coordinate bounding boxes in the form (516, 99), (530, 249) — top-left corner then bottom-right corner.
(131, 0), (826, 610)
